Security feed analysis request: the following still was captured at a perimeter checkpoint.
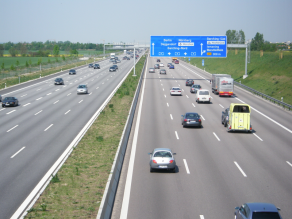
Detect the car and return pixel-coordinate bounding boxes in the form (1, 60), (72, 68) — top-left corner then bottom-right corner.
(190, 84), (201, 93)
(149, 68), (155, 73)
(114, 57), (118, 60)
(154, 64), (160, 69)
(54, 78), (64, 85)
(186, 79), (194, 86)
(148, 148), (176, 173)
(109, 66), (117, 72)
(159, 63), (164, 67)
(116, 59), (121, 63)
(112, 60), (117, 64)
(2, 97), (19, 107)
(123, 57), (127, 60)
(126, 57), (130, 60)
(77, 84), (88, 94)
(221, 108), (230, 127)
(169, 65), (175, 69)
(69, 69), (76, 75)
(234, 202), (282, 219)
(157, 59), (160, 62)
(88, 63), (93, 68)
(94, 64), (100, 69)
(167, 63), (172, 67)
(175, 60), (179, 64)
(113, 64), (118, 70)
(160, 69), (166, 74)
(109, 58), (116, 62)
(196, 89), (211, 103)
(170, 87), (182, 96)
(181, 113), (202, 128)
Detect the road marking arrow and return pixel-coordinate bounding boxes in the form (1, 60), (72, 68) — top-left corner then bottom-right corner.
(201, 43), (206, 56)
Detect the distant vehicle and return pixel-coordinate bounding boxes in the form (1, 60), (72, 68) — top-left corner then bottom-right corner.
(172, 57), (177, 62)
(54, 78), (64, 85)
(174, 60), (179, 64)
(160, 69), (166, 74)
(69, 69), (76, 75)
(157, 59), (160, 62)
(109, 58), (116, 62)
(159, 63), (164, 67)
(221, 108), (229, 127)
(77, 85), (88, 94)
(190, 84), (201, 93)
(110, 53), (115, 59)
(116, 59), (121, 63)
(181, 113), (202, 128)
(88, 63), (93, 68)
(149, 148), (176, 173)
(211, 74), (234, 96)
(94, 64), (100, 69)
(109, 66), (116, 72)
(113, 65), (118, 70)
(114, 57), (118, 60)
(123, 57), (127, 60)
(186, 79), (194, 86)
(196, 89), (211, 103)
(169, 65), (175, 69)
(167, 63), (172, 67)
(226, 103), (252, 132)
(149, 68), (155, 73)
(154, 64), (160, 69)
(170, 87), (182, 96)
(2, 97), (18, 107)
(126, 57), (130, 60)
(234, 202), (282, 219)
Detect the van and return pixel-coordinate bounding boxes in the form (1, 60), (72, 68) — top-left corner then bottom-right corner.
(227, 103), (252, 132)
(196, 89), (211, 103)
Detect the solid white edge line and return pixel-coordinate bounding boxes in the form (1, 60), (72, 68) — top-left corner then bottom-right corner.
(234, 161), (247, 177)
(7, 125), (19, 132)
(253, 133), (263, 141)
(183, 159), (190, 174)
(11, 147), (25, 158)
(175, 131), (179, 139)
(213, 132), (220, 141)
(119, 56), (148, 219)
(44, 124), (53, 131)
(286, 161), (292, 167)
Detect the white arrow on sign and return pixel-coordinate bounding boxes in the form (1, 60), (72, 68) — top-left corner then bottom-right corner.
(184, 52), (187, 55)
(168, 52), (171, 55)
(152, 43), (155, 55)
(201, 43), (206, 56)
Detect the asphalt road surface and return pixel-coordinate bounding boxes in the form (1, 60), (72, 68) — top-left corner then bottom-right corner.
(0, 53), (144, 219)
(117, 57), (292, 219)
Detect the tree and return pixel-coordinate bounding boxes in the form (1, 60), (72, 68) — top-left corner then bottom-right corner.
(37, 58), (42, 65)
(10, 64), (15, 70)
(1, 63), (4, 70)
(0, 44), (4, 57)
(9, 47), (18, 57)
(20, 44), (27, 56)
(70, 49), (78, 55)
(250, 32), (264, 51)
(53, 45), (60, 56)
(62, 55), (65, 61)
(26, 61), (29, 68)
(16, 60), (20, 67)
(29, 59), (32, 67)
(226, 29), (246, 44)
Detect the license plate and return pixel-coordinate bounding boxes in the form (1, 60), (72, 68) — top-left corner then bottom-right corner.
(202, 98), (206, 99)
(159, 166), (167, 168)
(6, 103), (9, 105)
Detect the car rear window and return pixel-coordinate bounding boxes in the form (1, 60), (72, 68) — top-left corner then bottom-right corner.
(5, 97), (14, 100)
(199, 91), (209, 95)
(193, 85), (201, 88)
(172, 88), (180, 90)
(186, 113), (199, 118)
(233, 105), (250, 113)
(252, 212), (281, 219)
(154, 151), (172, 157)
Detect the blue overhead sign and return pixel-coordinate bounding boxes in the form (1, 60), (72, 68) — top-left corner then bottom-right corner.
(150, 36), (227, 58)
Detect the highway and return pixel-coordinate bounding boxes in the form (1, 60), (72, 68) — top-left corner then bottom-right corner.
(0, 53), (143, 219)
(117, 56), (292, 218)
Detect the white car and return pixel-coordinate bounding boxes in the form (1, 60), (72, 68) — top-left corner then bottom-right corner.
(159, 63), (164, 67)
(170, 87), (182, 96)
(196, 89), (211, 103)
(77, 84), (88, 94)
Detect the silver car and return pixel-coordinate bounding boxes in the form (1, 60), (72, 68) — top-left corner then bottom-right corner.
(77, 85), (88, 94)
(190, 84), (201, 93)
(160, 69), (166, 74)
(170, 87), (182, 96)
(149, 148), (176, 173)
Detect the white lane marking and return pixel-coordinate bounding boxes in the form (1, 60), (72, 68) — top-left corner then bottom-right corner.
(7, 125), (18, 132)
(201, 115), (205, 120)
(54, 100), (59, 104)
(96, 87), (99, 89)
(192, 103), (196, 107)
(67, 93), (71, 96)
(160, 80), (161, 82)
(164, 95), (166, 98)
(182, 89), (184, 92)
(253, 133), (263, 141)
(23, 103), (31, 107)
(102, 82), (104, 84)
(167, 103), (169, 107)
(63, 85), (67, 87)
(170, 114), (173, 120)
(219, 104), (224, 108)
(70, 83), (72, 84)
(213, 132), (220, 141)
(183, 159), (190, 174)
(286, 161), (292, 167)
(36, 97), (42, 100)
(49, 84), (53, 86)
(65, 110), (71, 115)
(175, 131), (179, 139)
(234, 161), (247, 177)
(55, 89), (60, 91)
(35, 110), (42, 115)
(47, 93), (52, 95)
(175, 80), (177, 82)
(36, 88), (41, 91)
(200, 216), (204, 219)
(178, 84), (180, 86)
(186, 95), (189, 98)
(0, 108), (6, 111)
(21, 94), (27, 97)
(7, 110), (16, 114)
(161, 83), (163, 86)
(89, 92), (92, 95)
(11, 147), (25, 158)
(163, 88), (164, 91)
(44, 124), (53, 131)
(79, 100), (83, 103)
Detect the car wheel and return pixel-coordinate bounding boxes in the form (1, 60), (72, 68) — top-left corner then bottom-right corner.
(172, 167), (176, 173)
(150, 167), (153, 172)
(224, 122), (227, 127)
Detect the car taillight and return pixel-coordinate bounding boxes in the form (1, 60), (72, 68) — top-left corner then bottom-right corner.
(229, 126), (231, 129)
(152, 160), (157, 164)
(197, 98), (199, 100)
(169, 160), (174, 164)
(250, 125), (252, 130)
(178, 91), (181, 92)
(184, 119), (187, 122)
(172, 91), (175, 92)
(198, 119), (201, 122)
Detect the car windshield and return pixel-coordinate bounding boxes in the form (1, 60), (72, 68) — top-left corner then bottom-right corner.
(186, 113), (199, 118)
(4, 97), (15, 100)
(199, 91), (209, 95)
(252, 212), (281, 219)
(78, 85), (86, 88)
(154, 151), (172, 157)
(172, 88), (180, 90)
(70, 70), (75, 72)
(193, 85), (201, 88)
(55, 78), (61, 81)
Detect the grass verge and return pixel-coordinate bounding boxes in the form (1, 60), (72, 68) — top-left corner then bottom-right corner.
(25, 55), (146, 218)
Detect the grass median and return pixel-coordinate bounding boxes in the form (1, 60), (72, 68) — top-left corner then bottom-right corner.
(25, 55), (146, 219)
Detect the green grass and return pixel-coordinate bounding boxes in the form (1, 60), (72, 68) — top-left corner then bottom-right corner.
(187, 50), (292, 105)
(25, 55), (147, 219)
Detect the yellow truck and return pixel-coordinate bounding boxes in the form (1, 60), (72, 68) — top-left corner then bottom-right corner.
(226, 103), (252, 132)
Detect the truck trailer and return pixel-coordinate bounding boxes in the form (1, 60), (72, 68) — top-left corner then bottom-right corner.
(211, 74), (234, 97)
(110, 53), (115, 59)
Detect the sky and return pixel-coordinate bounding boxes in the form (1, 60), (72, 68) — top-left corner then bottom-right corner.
(0, 0), (291, 44)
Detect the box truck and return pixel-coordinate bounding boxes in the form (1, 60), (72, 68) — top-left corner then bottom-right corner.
(226, 103), (252, 132)
(211, 74), (234, 97)
(110, 53), (115, 59)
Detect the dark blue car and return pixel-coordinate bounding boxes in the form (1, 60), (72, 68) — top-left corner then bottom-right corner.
(2, 97), (19, 107)
(235, 202), (282, 219)
(169, 65), (175, 69)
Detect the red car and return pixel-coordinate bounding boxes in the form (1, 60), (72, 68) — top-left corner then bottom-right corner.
(175, 60), (179, 64)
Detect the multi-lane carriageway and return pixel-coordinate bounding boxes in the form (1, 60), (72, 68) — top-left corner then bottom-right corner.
(0, 54), (144, 219)
(115, 56), (292, 219)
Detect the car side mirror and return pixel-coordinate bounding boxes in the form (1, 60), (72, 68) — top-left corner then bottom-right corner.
(235, 207), (239, 210)
(148, 153), (152, 155)
(173, 153), (176, 155)
(181, 115), (184, 117)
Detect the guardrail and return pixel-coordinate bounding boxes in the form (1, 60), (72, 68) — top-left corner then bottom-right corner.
(96, 55), (147, 219)
(234, 81), (292, 111)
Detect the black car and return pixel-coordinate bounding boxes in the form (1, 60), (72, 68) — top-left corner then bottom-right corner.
(126, 57), (130, 60)
(69, 69), (76, 75)
(109, 66), (117, 72)
(157, 59), (160, 62)
(181, 113), (202, 128)
(186, 79), (194, 86)
(221, 108), (230, 127)
(88, 63), (93, 68)
(54, 78), (64, 85)
(2, 97), (19, 107)
(113, 65), (118, 70)
(94, 64), (100, 69)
